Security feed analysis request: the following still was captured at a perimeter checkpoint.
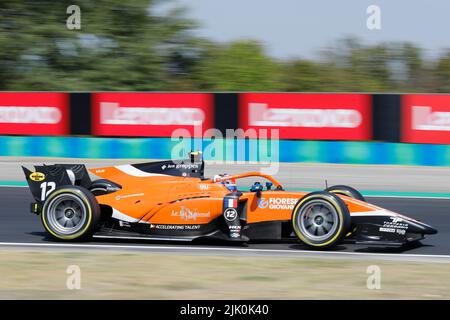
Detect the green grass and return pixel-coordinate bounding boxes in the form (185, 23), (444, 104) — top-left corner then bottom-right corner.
(0, 249), (449, 299)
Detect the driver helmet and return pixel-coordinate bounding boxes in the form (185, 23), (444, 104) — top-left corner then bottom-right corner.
(213, 174), (237, 192)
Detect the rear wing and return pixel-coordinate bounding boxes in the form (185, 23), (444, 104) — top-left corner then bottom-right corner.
(22, 164), (91, 204)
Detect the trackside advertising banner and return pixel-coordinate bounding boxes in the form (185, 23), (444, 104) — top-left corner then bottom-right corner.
(402, 94), (450, 144)
(239, 93), (372, 140)
(92, 93), (214, 137)
(0, 93), (69, 135)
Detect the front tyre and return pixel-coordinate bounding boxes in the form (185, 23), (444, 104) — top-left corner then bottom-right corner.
(326, 185), (365, 202)
(41, 186), (100, 241)
(292, 191), (351, 249)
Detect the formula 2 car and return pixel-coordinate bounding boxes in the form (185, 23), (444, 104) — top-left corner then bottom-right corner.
(22, 152), (437, 249)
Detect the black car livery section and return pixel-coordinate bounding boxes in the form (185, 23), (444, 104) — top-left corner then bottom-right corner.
(132, 151), (204, 178)
(350, 214), (436, 246)
(23, 164), (91, 213)
(22, 153), (438, 249)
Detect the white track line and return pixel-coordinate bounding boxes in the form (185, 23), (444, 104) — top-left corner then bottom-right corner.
(0, 242), (449, 261)
(0, 185), (27, 188)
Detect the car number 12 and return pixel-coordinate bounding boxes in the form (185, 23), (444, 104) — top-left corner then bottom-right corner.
(40, 182), (56, 201)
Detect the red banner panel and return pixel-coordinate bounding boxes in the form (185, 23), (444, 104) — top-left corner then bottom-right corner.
(239, 93), (372, 140)
(0, 93), (69, 135)
(402, 94), (450, 144)
(92, 93), (214, 137)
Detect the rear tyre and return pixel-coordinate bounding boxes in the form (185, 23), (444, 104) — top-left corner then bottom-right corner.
(41, 185), (101, 241)
(326, 185), (365, 202)
(291, 191), (351, 249)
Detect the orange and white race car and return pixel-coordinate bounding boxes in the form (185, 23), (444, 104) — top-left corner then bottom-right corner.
(22, 152), (437, 249)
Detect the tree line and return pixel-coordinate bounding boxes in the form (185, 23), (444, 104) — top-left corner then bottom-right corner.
(1, 0), (449, 92)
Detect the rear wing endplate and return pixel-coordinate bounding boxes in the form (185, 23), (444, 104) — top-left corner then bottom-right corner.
(22, 164), (91, 203)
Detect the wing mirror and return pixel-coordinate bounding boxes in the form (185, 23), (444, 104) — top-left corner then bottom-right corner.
(265, 182), (273, 190)
(250, 182), (264, 198)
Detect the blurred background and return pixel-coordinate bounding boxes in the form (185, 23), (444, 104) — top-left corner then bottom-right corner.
(0, 0), (449, 92)
(1, 0), (450, 191)
(1, 1), (450, 301)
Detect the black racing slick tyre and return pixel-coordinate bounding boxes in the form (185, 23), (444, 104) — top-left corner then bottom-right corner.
(291, 191), (351, 249)
(326, 185), (366, 202)
(41, 185), (101, 241)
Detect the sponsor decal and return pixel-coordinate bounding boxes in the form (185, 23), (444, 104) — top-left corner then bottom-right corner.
(177, 163), (200, 170)
(29, 172), (46, 182)
(257, 197), (298, 210)
(379, 227), (396, 233)
(161, 163), (200, 171)
(0, 93), (69, 135)
(199, 184), (209, 191)
(379, 227), (406, 236)
(239, 93), (371, 140)
(0, 106), (62, 124)
(379, 217), (408, 235)
(248, 103), (362, 128)
(388, 217), (403, 224)
(402, 94), (450, 144)
(100, 102), (205, 125)
(92, 93), (213, 137)
(150, 224), (201, 230)
(383, 216), (408, 229)
(119, 221), (131, 228)
(412, 106), (450, 131)
(115, 193), (144, 201)
(224, 208), (238, 222)
(171, 206), (211, 221)
(226, 198), (238, 208)
(257, 198), (269, 209)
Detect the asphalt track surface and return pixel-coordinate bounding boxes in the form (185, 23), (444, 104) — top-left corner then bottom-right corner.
(1, 186), (450, 262)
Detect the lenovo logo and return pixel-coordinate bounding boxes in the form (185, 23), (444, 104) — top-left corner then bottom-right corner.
(0, 106), (62, 124)
(248, 103), (362, 128)
(412, 106), (450, 131)
(100, 102), (205, 126)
